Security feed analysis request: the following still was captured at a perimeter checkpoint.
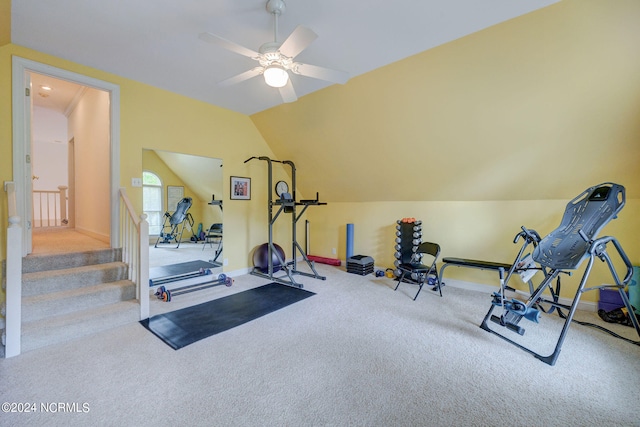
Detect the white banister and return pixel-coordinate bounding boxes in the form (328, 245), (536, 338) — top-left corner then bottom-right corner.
(32, 187), (69, 228)
(58, 186), (68, 224)
(119, 188), (149, 320)
(3, 181), (23, 358)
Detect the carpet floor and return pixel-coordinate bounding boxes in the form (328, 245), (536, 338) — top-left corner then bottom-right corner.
(141, 283), (315, 349)
(1, 263), (639, 427)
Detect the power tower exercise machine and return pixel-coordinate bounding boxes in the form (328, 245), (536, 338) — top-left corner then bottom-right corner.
(481, 182), (640, 366)
(245, 156), (327, 288)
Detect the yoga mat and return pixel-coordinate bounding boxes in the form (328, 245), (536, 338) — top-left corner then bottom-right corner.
(140, 283), (315, 349)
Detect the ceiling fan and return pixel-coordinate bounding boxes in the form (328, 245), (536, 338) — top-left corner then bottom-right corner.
(198, 0), (349, 103)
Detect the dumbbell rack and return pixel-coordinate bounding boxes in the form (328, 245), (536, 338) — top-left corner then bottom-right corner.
(393, 218), (423, 280)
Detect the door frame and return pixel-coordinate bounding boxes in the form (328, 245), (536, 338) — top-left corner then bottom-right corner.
(12, 57), (121, 255)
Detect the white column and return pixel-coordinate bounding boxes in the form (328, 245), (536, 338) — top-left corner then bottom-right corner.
(139, 214), (149, 320)
(58, 186), (68, 225)
(5, 215), (23, 357)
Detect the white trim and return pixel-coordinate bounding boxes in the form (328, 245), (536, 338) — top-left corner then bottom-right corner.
(11, 63), (31, 255)
(11, 56), (121, 252)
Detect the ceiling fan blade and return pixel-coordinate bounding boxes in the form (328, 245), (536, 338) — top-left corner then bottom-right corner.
(198, 32), (259, 59)
(219, 67), (263, 87)
(278, 25), (318, 59)
(294, 63), (350, 85)
(279, 79), (298, 103)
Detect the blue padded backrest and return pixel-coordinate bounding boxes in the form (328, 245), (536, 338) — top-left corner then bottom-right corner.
(532, 183), (625, 270)
(170, 197), (192, 225)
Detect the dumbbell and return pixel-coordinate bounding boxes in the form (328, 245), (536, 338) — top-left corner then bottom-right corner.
(218, 273), (233, 287)
(154, 285), (171, 302)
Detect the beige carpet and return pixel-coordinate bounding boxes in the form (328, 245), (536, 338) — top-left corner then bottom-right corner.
(1, 263), (639, 426)
(32, 228), (109, 254)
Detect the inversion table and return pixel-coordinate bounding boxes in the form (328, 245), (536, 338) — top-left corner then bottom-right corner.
(480, 182), (640, 366)
(155, 197), (194, 248)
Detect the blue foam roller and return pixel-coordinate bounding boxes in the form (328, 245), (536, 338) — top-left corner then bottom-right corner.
(346, 224), (354, 259)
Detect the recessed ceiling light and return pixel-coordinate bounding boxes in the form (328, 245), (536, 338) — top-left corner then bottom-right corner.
(40, 85), (52, 91)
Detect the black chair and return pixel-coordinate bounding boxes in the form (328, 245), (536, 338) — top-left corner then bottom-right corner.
(394, 242), (442, 300)
(202, 223), (223, 262)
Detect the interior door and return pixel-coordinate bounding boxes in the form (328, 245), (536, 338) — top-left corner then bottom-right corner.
(13, 57), (121, 254)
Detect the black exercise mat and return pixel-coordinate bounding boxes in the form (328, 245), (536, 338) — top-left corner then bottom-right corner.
(149, 260), (219, 286)
(140, 283), (315, 349)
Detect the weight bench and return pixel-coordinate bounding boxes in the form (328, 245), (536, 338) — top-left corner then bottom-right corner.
(439, 258), (515, 292)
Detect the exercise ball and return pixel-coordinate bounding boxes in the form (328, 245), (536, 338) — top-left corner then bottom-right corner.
(253, 243), (286, 273)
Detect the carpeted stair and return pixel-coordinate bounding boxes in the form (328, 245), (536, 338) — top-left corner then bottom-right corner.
(20, 248), (139, 353)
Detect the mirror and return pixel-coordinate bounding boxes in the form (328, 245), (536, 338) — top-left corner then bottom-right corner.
(142, 149), (223, 273)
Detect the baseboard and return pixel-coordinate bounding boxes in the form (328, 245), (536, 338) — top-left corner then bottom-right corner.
(75, 227), (110, 244)
(441, 278), (597, 312)
(225, 267), (250, 278)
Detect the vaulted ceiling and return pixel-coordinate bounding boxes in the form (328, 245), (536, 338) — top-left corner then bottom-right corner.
(12, 0), (559, 115)
(17, 1), (639, 203)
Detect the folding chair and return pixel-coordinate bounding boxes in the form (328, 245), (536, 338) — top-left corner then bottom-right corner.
(395, 241), (442, 300)
(202, 223), (223, 263)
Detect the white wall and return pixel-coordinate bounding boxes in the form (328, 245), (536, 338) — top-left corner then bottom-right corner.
(32, 106), (68, 191)
(67, 87), (110, 241)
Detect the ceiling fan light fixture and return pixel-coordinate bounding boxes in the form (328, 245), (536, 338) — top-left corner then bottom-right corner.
(263, 64), (289, 88)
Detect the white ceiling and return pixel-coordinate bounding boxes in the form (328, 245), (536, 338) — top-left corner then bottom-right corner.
(13, 0), (560, 116)
(30, 73), (85, 114)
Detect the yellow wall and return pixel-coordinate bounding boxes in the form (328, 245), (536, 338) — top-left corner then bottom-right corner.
(253, 0), (640, 302)
(306, 198), (640, 301)
(252, 0), (640, 203)
(0, 44), (292, 307)
(0, 0), (9, 47)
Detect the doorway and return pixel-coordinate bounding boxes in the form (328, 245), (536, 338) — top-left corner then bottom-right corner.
(12, 57), (120, 256)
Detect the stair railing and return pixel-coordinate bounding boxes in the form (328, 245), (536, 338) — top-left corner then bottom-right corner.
(118, 188), (149, 320)
(3, 181), (23, 358)
(32, 186), (68, 228)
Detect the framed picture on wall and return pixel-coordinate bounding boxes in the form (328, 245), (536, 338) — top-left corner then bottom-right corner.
(167, 185), (184, 210)
(230, 176), (251, 200)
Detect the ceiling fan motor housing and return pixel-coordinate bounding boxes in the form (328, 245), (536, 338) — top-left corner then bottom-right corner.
(266, 0), (286, 16)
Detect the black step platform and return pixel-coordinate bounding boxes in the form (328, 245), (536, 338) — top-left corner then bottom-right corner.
(347, 255), (374, 276)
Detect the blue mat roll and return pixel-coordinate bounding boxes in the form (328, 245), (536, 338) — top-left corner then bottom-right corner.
(347, 223), (354, 259)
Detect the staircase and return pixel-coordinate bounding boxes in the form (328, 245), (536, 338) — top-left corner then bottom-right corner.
(20, 248), (140, 353)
